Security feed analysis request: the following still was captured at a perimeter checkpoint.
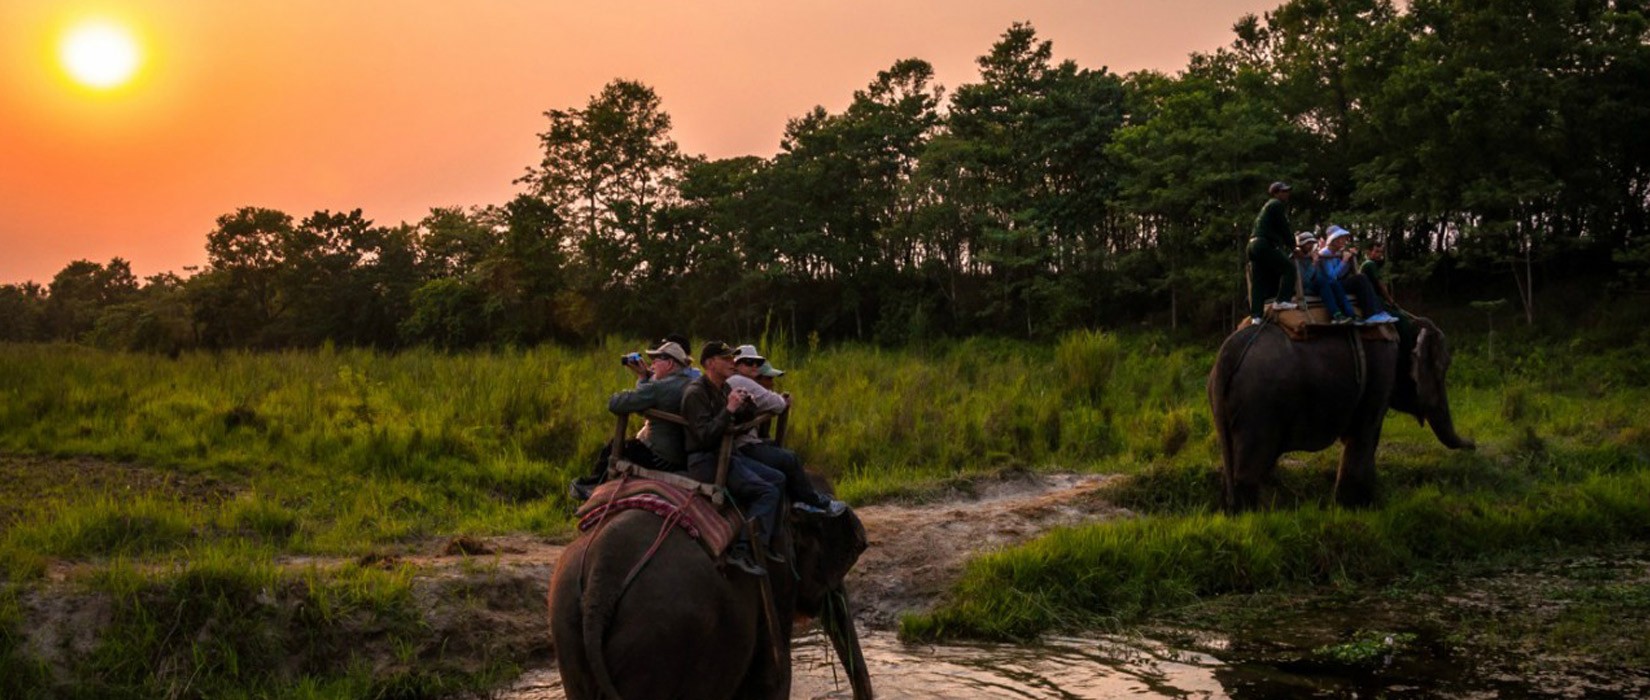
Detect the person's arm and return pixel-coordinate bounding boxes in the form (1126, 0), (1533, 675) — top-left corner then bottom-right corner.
(727, 376), (785, 414)
(683, 384), (744, 450)
(1362, 260), (1396, 305)
(608, 381), (663, 415)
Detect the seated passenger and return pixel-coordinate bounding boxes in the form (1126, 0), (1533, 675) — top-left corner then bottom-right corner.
(570, 341), (694, 499)
(1318, 226), (1398, 325)
(682, 341), (786, 576)
(1358, 242), (1403, 320)
(728, 345), (847, 517)
(1314, 226), (1362, 324)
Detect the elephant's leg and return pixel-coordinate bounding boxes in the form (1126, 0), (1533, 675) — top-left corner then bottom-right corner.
(1225, 432), (1279, 512)
(1333, 432), (1381, 507)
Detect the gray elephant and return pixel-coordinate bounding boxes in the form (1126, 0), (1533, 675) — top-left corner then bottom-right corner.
(1208, 315), (1474, 510)
(549, 496), (870, 699)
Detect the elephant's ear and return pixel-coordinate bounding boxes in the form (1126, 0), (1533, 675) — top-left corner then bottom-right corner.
(1410, 321), (1450, 414)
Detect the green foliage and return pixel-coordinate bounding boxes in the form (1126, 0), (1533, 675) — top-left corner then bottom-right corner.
(904, 470), (1650, 642)
(1053, 329), (1120, 403)
(11, 4), (1650, 344)
(1314, 630), (1418, 665)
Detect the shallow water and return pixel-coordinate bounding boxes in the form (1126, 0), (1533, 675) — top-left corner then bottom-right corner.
(498, 620), (1648, 699)
(501, 547), (1650, 698)
(504, 628), (1245, 699)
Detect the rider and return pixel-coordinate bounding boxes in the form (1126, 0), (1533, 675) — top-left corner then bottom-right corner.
(681, 341), (786, 576)
(728, 344), (847, 517)
(1247, 181), (1300, 324)
(570, 340), (695, 500)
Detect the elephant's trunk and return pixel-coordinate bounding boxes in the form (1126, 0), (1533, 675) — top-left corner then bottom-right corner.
(823, 586), (874, 700)
(1427, 398), (1475, 450)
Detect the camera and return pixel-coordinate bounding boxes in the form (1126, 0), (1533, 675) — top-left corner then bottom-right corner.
(620, 352), (644, 366)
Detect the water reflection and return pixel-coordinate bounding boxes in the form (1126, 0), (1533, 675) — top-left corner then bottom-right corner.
(501, 628), (1229, 699)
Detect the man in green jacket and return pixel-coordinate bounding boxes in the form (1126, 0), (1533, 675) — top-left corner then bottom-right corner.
(1247, 181), (1299, 322)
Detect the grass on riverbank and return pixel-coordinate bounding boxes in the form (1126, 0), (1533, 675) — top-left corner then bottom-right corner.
(902, 331), (1650, 642)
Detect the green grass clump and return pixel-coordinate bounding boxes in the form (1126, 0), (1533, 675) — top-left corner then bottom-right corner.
(55, 549), (501, 700)
(903, 470), (1650, 642)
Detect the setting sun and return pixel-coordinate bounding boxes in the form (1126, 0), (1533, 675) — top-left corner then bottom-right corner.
(59, 20), (141, 89)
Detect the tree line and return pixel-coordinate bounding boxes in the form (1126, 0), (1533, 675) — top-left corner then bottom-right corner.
(4, 0), (1647, 351)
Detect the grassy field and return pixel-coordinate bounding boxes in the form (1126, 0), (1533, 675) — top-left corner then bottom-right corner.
(0, 331), (1211, 697)
(902, 332), (1650, 641)
(2, 326), (1647, 696)
(0, 331), (1213, 580)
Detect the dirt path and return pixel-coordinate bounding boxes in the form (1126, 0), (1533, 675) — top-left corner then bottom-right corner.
(844, 472), (1128, 628)
(399, 470), (1130, 630)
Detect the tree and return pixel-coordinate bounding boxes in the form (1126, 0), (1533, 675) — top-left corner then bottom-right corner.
(0, 282), (46, 342)
(43, 258), (139, 341)
(518, 79), (686, 295)
(196, 207), (295, 346)
(925, 23), (1129, 335)
(1109, 53), (1308, 332)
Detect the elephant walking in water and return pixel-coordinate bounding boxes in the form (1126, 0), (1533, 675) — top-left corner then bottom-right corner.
(549, 496), (870, 699)
(1208, 315), (1474, 510)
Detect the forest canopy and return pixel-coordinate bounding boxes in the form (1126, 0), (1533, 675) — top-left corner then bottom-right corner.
(5, 0), (1647, 350)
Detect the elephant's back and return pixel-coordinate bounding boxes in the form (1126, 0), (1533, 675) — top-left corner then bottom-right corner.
(1211, 325), (1365, 419)
(553, 509), (760, 698)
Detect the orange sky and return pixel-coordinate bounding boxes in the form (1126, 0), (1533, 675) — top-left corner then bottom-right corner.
(0, 1), (1281, 285)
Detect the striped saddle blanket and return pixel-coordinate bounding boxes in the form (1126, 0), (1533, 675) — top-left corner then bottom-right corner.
(574, 478), (739, 559)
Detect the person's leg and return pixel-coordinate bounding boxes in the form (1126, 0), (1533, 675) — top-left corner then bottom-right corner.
(725, 455), (783, 549)
(1247, 240), (1296, 316)
(741, 442), (846, 516)
(740, 443), (808, 503)
(1344, 274), (1393, 320)
(1314, 276), (1351, 319)
(1273, 256), (1298, 308)
(1326, 279), (1356, 319)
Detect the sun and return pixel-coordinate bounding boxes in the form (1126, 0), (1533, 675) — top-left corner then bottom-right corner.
(59, 20), (142, 90)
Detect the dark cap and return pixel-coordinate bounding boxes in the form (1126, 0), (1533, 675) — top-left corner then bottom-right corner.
(1269, 181), (1292, 195)
(699, 340), (736, 365)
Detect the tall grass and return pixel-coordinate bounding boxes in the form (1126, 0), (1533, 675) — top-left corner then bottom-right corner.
(0, 332), (1219, 575)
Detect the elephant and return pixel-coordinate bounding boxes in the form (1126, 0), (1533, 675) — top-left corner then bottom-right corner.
(548, 489), (871, 700)
(1208, 314), (1475, 510)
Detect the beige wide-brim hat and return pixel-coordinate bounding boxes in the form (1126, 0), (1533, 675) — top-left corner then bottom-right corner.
(645, 341), (690, 366)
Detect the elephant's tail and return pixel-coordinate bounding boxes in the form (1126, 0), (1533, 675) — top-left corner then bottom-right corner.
(580, 548), (628, 700)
